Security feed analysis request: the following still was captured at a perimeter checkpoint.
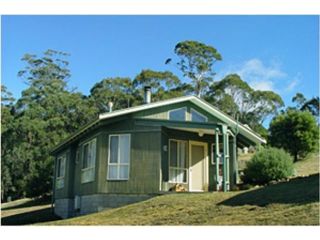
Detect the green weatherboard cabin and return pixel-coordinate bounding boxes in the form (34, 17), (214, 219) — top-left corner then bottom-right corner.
(52, 87), (266, 218)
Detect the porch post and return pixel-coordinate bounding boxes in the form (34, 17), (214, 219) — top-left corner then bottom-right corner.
(233, 134), (238, 186)
(215, 128), (221, 191)
(228, 132), (238, 189)
(222, 125), (230, 192)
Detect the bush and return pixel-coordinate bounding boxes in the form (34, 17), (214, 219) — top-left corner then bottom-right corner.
(242, 147), (294, 185)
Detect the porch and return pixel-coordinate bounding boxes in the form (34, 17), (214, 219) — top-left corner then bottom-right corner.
(134, 118), (250, 192)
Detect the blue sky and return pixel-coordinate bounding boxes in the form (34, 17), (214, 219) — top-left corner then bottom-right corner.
(2, 15), (319, 113)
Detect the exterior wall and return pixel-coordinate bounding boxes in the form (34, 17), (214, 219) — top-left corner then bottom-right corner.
(72, 131), (101, 197)
(97, 119), (162, 194)
(54, 149), (73, 200)
(78, 194), (153, 215)
(54, 198), (74, 219)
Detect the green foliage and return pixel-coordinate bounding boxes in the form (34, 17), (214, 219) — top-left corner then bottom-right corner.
(206, 74), (284, 131)
(89, 77), (133, 112)
(173, 40), (222, 97)
(269, 110), (319, 162)
(1, 50), (97, 200)
(133, 69), (183, 103)
(291, 92), (319, 118)
(242, 147), (294, 185)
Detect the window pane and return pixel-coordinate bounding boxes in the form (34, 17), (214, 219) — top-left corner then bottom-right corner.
(178, 142), (187, 168)
(170, 141), (178, 167)
(108, 165), (118, 179)
(169, 168), (176, 182)
(169, 108), (186, 121)
(88, 143), (92, 167)
(191, 109), (207, 122)
(110, 136), (119, 163)
(83, 144), (89, 168)
(60, 156), (66, 177)
(169, 168), (187, 183)
(176, 169), (187, 183)
(90, 140), (96, 167)
(119, 165), (129, 179)
(119, 135), (130, 164)
(57, 157), (61, 177)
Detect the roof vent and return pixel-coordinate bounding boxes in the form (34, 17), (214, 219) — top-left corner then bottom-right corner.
(144, 86), (151, 104)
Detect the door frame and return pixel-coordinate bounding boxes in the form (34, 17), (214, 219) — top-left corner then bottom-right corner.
(188, 141), (208, 192)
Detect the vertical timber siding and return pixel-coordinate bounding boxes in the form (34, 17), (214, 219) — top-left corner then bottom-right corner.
(98, 132), (161, 194)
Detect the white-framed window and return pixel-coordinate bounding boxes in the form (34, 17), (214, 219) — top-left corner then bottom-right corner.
(168, 107), (187, 121)
(107, 134), (131, 180)
(81, 138), (96, 183)
(211, 143), (223, 165)
(191, 108), (208, 122)
(169, 139), (188, 183)
(56, 153), (66, 189)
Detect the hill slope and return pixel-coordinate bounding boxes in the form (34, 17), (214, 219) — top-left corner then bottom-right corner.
(45, 173), (319, 225)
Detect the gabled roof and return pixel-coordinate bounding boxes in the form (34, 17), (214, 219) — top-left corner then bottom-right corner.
(51, 95), (266, 154)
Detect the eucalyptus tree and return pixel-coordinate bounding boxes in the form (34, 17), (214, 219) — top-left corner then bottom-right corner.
(89, 77), (134, 112)
(1, 85), (16, 200)
(206, 74), (284, 133)
(292, 92), (319, 117)
(168, 40), (222, 97)
(133, 69), (183, 103)
(9, 50), (96, 198)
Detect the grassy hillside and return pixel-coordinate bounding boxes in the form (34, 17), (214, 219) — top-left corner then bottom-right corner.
(45, 173), (319, 225)
(294, 153), (319, 176)
(1, 198), (60, 225)
(2, 153), (319, 226)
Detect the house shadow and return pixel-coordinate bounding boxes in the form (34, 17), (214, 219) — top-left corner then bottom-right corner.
(219, 173), (319, 207)
(1, 198), (51, 211)
(1, 207), (61, 225)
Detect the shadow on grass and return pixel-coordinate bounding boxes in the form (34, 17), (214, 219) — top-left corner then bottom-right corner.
(220, 173), (319, 207)
(1, 198), (51, 211)
(1, 207), (61, 225)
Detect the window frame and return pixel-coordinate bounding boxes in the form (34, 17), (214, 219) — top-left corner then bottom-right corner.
(168, 107), (187, 121)
(56, 153), (66, 189)
(191, 108), (208, 122)
(107, 134), (131, 181)
(168, 139), (188, 184)
(81, 138), (97, 184)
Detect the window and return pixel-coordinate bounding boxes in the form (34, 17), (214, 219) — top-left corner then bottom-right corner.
(81, 138), (96, 183)
(169, 107), (187, 121)
(169, 140), (188, 183)
(191, 108), (208, 122)
(56, 154), (66, 189)
(107, 134), (131, 180)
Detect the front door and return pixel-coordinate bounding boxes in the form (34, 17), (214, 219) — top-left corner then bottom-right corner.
(189, 141), (208, 191)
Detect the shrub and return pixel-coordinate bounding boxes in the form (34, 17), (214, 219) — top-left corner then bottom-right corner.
(242, 147), (294, 185)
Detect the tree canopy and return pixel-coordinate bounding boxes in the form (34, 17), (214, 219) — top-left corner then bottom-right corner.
(269, 109), (319, 162)
(133, 69), (184, 102)
(170, 40), (222, 97)
(1, 50), (97, 200)
(292, 92), (319, 117)
(205, 74), (284, 136)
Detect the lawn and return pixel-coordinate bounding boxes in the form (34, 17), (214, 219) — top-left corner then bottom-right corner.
(1, 198), (60, 225)
(42, 173), (319, 225)
(2, 153), (319, 226)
